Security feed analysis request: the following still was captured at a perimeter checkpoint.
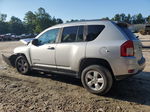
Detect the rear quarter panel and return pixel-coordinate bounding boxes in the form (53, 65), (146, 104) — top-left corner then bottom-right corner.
(86, 22), (127, 75)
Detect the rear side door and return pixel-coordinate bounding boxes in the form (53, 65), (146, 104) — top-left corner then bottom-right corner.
(55, 26), (87, 71)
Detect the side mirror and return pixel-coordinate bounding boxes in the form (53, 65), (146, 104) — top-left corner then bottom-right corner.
(136, 36), (139, 39)
(32, 39), (39, 46)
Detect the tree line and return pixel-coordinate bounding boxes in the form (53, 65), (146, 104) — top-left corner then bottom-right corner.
(0, 7), (63, 35)
(0, 7), (150, 35)
(67, 13), (150, 24)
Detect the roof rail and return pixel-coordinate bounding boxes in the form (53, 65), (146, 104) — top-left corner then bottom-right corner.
(66, 19), (110, 23)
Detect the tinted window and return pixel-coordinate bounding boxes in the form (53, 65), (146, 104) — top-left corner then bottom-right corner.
(61, 26), (84, 43)
(120, 27), (137, 40)
(116, 23), (137, 40)
(61, 26), (78, 42)
(86, 25), (105, 41)
(38, 29), (59, 45)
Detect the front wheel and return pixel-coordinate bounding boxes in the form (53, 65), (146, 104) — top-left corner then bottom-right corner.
(15, 56), (30, 75)
(81, 65), (113, 95)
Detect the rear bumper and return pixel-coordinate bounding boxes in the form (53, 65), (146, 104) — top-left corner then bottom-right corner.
(115, 57), (146, 80)
(115, 69), (144, 80)
(2, 54), (17, 67)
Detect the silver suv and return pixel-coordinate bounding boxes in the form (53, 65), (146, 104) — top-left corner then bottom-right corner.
(2, 20), (146, 95)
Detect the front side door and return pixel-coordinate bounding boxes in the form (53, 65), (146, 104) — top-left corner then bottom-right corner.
(30, 28), (60, 67)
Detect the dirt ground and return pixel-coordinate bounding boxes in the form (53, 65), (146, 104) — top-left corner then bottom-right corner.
(0, 37), (150, 112)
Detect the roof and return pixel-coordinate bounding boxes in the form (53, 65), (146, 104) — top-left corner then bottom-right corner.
(50, 19), (112, 29)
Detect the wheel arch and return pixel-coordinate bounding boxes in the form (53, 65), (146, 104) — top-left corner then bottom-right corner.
(10, 53), (30, 67)
(79, 58), (115, 79)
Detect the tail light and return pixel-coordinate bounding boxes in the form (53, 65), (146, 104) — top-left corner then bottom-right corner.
(121, 40), (134, 57)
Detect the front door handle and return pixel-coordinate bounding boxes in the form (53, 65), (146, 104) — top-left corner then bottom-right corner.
(47, 47), (55, 50)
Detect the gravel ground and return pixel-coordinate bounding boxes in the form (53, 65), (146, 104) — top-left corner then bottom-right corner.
(0, 40), (150, 112)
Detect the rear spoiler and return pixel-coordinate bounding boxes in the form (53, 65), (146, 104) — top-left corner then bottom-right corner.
(116, 22), (129, 28)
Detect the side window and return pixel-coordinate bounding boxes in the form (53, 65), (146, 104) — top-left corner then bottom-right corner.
(61, 26), (78, 43)
(86, 25), (105, 41)
(38, 28), (59, 45)
(61, 26), (84, 43)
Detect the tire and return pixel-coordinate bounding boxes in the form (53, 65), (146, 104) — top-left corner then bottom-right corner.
(81, 65), (113, 95)
(15, 55), (30, 75)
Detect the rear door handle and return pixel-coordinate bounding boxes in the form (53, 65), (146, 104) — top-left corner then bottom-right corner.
(47, 47), (55, 50)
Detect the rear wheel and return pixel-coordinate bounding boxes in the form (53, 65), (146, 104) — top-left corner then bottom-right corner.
(81, 65), (113, 95)
(15, 56), (30, 75)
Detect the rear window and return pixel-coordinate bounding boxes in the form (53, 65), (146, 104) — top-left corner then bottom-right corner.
(86, 25), (105, 41)
(120, 27), (137, 40)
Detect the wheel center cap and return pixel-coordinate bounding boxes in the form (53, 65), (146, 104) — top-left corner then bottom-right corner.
(93, 78), (97, 84)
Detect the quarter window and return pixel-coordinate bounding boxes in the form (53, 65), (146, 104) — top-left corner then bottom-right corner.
(86, 25), (105, 41)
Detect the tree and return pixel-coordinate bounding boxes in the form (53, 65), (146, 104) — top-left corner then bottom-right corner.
(111, 13), (146, 24)
(51, 17), (57, 25)
(56, 18), (63, 24)
(131, 13), (145, 24)
(24, 11), (36, 34)
(112, 14), (121, 21)
(136, 13), (145, 24)
(24, 11), (36, 24)
(23, 7), (63, 34)
(125, 14), (131, 24)
(147, 15), (150, 24)
(0, 21), (9, 34)
(9, 16), (25, 35)
(120, 13), (126, 21)
(34, 7), (52, 33)
(0, 13), (9, 34)
(101, 17), (109, 20)
(0, 13), (7, 22)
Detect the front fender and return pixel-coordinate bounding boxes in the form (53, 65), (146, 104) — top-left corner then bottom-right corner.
(14, 46), (31, 65)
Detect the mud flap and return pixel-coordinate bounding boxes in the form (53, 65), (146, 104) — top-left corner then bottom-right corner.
(2, 54), (17, 67)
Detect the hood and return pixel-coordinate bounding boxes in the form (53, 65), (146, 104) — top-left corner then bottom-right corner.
(20, 38), (34, 45)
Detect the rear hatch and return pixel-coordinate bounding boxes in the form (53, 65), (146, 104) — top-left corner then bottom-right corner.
(117, 23), (143, 61)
